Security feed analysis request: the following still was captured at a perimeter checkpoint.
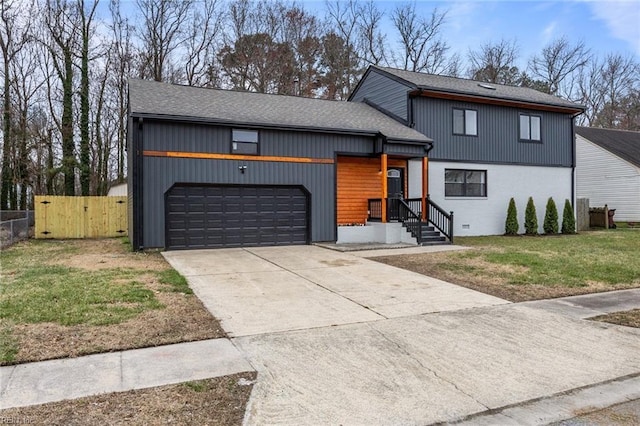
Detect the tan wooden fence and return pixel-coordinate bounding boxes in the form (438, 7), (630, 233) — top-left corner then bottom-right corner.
(35, 196), (127, 239)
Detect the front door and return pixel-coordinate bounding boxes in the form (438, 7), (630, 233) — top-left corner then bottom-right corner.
(387, 168), (404, 221)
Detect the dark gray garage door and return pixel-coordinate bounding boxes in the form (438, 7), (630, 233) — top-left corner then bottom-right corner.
(166, 185), (309, 250)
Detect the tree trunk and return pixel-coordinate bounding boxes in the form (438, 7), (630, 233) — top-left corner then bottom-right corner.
(61, 48), (75, 195)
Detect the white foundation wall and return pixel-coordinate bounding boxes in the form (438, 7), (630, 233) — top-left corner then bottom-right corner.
(409, 160), (573, 236)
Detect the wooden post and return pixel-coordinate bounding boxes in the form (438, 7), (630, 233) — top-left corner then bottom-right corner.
(381, 154), (388, 223)
(421, 157), (428, 221)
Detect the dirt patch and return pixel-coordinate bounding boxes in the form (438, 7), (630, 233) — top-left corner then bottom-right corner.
(374, 252), (639, 302)
(12, 291), (223, 363)
(2, 239), (225, 365)
(0, 372), (257, 425)
(591, 309), (640, 329)
(51, 238), (169, 271)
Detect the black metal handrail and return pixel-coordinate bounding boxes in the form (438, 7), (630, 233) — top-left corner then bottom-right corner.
(368, 199), (382, 221)
(367, 196), (454, 243)
(398, 199), (423, 243)
(427, 196), (454, 243)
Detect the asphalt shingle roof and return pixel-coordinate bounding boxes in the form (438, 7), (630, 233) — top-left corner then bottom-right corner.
(372, 66), (584, 111)
(128, 79), (431, 143)
(576, 126), (640, 168)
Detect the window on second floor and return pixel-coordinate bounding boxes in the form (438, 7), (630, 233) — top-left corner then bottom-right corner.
(519, 114), (541, 141)
(445, 169), (487, 197)
(453, 108), (478, 136)
(232, 129), (259, 154)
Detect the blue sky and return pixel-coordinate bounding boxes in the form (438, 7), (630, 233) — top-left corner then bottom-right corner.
(309, 0), (640, 68)
(98, 0), (639, 69)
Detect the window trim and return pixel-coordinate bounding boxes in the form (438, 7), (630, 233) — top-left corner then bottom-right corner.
(452, 108), (478, 136)
(444, 168), (488, 198)
(519, 113), (542, 143)
(231, 129), (259, 154)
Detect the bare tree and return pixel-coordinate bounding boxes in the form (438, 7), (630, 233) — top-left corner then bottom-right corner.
(42, 0), (79, 196)
(467, 38), (520, 85)
(136, 0), (193, 82)
(77, 0), (99, 196)
(109, 0), (134, 183)
(391, 3), (450, 74)
(528, 37), (590, 97)
(593, 54), (639, 128)
(323, 0), (362, 98)
(183, 0), (223, 87)
(356, 1), (387, 66)
(0, 0), (31, 208)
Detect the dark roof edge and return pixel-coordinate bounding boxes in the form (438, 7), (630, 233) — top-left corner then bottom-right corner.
(347, 66), (416, 101)
(576, 128), (640, 168)
(413, 85), (585, 113)
(362, 98), (409, 126)
(130, 112), (430, 144)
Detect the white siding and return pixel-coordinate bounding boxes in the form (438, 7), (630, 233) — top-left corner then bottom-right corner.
(409, 160), (573, 236)
(576, 135), (640, 221)
(108, 183), (128, 196)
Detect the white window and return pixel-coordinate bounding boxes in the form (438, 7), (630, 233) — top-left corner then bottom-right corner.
(453, 108), (477, 136)
(520, 114), (541, 141)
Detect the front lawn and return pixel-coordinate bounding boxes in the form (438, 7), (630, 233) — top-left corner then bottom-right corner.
(373, 229), (640, 302)
(0, 238), (225, 365)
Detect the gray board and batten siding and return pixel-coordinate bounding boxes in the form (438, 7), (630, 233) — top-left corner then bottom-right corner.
(132, 118), (379, 249)
(413, 97), (575, 166)
(349, 69), (412, 122)
(348, 66), (583, 167)
(128, 78), (432, 251)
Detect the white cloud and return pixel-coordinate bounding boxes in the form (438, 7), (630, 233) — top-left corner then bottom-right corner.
(542, 21), (558, 43)
(587, 1), (640, 55)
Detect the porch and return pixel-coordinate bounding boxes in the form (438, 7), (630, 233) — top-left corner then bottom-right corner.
(336, 154), (453, 245)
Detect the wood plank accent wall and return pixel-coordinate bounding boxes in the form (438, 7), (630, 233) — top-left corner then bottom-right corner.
(337, 156), (406, 225)
(35, 196), (128, 239)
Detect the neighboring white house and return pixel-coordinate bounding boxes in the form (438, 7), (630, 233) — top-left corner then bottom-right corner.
(107, 182), (127, 196)
(576, 127), (640, 222)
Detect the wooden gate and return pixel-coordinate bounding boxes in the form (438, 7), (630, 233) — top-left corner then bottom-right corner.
(35, 196), (127, 239)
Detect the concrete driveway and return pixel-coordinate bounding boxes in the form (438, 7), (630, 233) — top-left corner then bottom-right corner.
(163, 246), (640, 425)
(163, 245), (507, 337)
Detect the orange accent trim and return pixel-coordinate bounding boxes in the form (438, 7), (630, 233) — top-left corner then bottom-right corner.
(143, 150), (334, 164)
(422, 157), (428, 221)
(381, 154), (388, 223)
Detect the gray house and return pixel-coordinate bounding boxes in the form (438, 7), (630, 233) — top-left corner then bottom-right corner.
(350, 66), (585, 235)
(127, 79), (433, 250)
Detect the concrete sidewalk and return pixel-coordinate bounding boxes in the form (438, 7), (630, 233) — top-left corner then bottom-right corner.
(522, 288), (640, 319)
(0, 339), (253, 409)
(238, 304), (640, 425)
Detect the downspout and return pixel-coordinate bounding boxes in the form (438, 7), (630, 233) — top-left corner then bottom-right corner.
(570, 110), (583, 210)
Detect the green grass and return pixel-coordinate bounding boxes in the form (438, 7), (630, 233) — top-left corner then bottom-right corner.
(454, 229), (640, 288)
(0, 322), (19, 363)
(0, 241), (166, 327)
(158, 269), (193, 294)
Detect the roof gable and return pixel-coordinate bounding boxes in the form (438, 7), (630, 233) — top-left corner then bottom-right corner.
(367, 66), (584, 113)
(128, 79), (431, 144)
(576, 127), (640, 168)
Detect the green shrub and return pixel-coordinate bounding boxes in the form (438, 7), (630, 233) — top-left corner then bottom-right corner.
(505, 197), (519, 235)
(524, 197), (538, 235)
(561, 199), (576, 234)
(544, 197), (559, 234)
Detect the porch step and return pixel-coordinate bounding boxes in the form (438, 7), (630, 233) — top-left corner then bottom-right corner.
(402, 222), (451, 246)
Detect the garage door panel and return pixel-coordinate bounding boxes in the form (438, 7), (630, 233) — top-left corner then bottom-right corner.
(166, 185), (308, 250)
